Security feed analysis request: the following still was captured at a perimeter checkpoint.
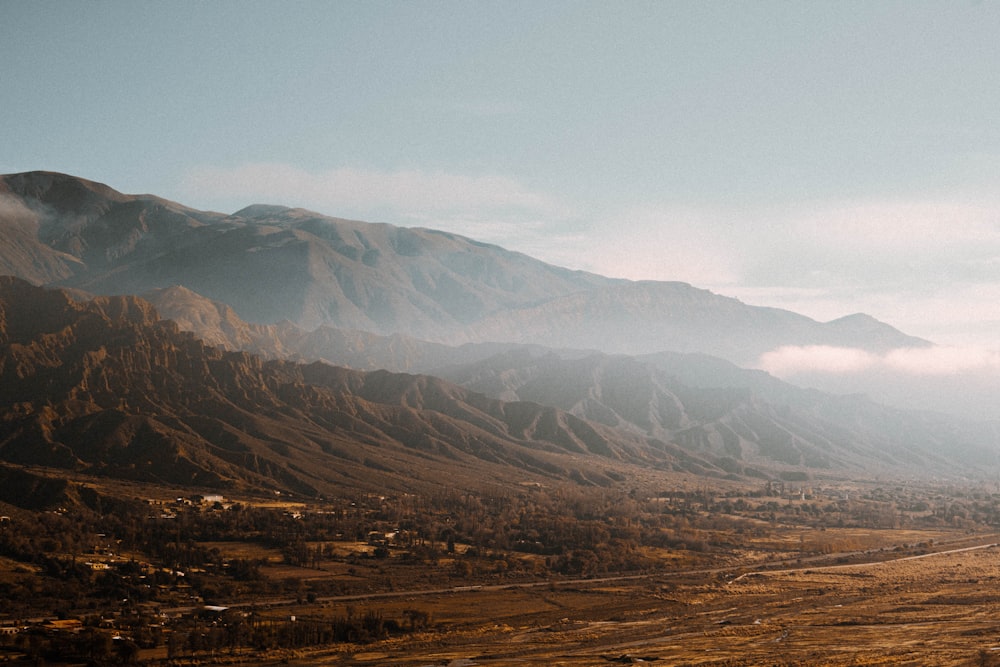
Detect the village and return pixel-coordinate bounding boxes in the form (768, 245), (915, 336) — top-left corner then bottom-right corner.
(1, 477), (997, 664)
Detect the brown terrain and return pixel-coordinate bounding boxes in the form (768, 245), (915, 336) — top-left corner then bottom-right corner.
(277, 538), (1000, 666)
(0, 276), (720, 499)
(4, 462), (1000, 666)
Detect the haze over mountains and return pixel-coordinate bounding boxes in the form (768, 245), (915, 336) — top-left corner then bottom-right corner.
(0, 170), (997, 492)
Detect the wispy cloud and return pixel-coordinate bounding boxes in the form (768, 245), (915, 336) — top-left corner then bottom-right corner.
(180, 162), (571, 222)
(714, 196), (1000, 293)
(756, 346), (881, 376)
(0, 194), (39, 222)
(579, 194), (1000, 298)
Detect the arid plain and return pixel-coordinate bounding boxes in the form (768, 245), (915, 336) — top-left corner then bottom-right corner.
(267, 534), (1000, 666)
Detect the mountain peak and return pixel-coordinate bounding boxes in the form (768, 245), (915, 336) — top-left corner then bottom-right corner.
(231, 204), (295, 219)
(0, 171), (128, 215)
(824, 312), (930, 348)
(827, 312), (880, 325)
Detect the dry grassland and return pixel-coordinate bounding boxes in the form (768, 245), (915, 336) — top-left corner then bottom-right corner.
(269, 541), (1000, 667)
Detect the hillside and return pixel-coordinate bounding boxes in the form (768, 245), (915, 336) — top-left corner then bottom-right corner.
(143, 284), (503, 373)
(0, 172), (608, 337)
(0, 277), (727, 498)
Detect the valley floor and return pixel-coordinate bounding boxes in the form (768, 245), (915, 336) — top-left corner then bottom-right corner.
(194, 536), (1000, 667)
(4, 474), (1000, 666)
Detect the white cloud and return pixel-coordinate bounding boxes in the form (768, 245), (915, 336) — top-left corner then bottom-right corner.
(579, 193), (1000, 298)
(757, 344), (1000, 378)
(755, 196), (1000, 288)
(757, 345), (880, 376)
(790, 198), (1000, 251)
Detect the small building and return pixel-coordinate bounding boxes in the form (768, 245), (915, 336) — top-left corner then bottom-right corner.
(43, 619), (83, 633)
(198, 605), (230, 620)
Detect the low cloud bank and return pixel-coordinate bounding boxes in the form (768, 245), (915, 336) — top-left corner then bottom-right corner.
(757, 344), (1000, 378)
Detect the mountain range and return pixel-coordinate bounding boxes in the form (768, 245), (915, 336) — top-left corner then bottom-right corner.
(0, 170), (996, 495)
(0, 171), (926, 365)
(1, 276), (725, 498)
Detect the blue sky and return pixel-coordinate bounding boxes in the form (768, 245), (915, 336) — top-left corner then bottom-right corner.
(4, 0), (1000, 350)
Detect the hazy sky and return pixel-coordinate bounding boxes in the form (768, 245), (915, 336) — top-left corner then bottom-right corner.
(4, 0), (1000, 348)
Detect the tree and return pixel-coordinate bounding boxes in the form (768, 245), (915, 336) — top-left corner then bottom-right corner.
(115, 638), (140, 664)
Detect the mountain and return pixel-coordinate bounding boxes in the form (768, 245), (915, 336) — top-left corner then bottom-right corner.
(142, 285), (293, 359)
(0, 171), (609, 337)
(0, 277), (728, 497)
(0, 171), (928, 365)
